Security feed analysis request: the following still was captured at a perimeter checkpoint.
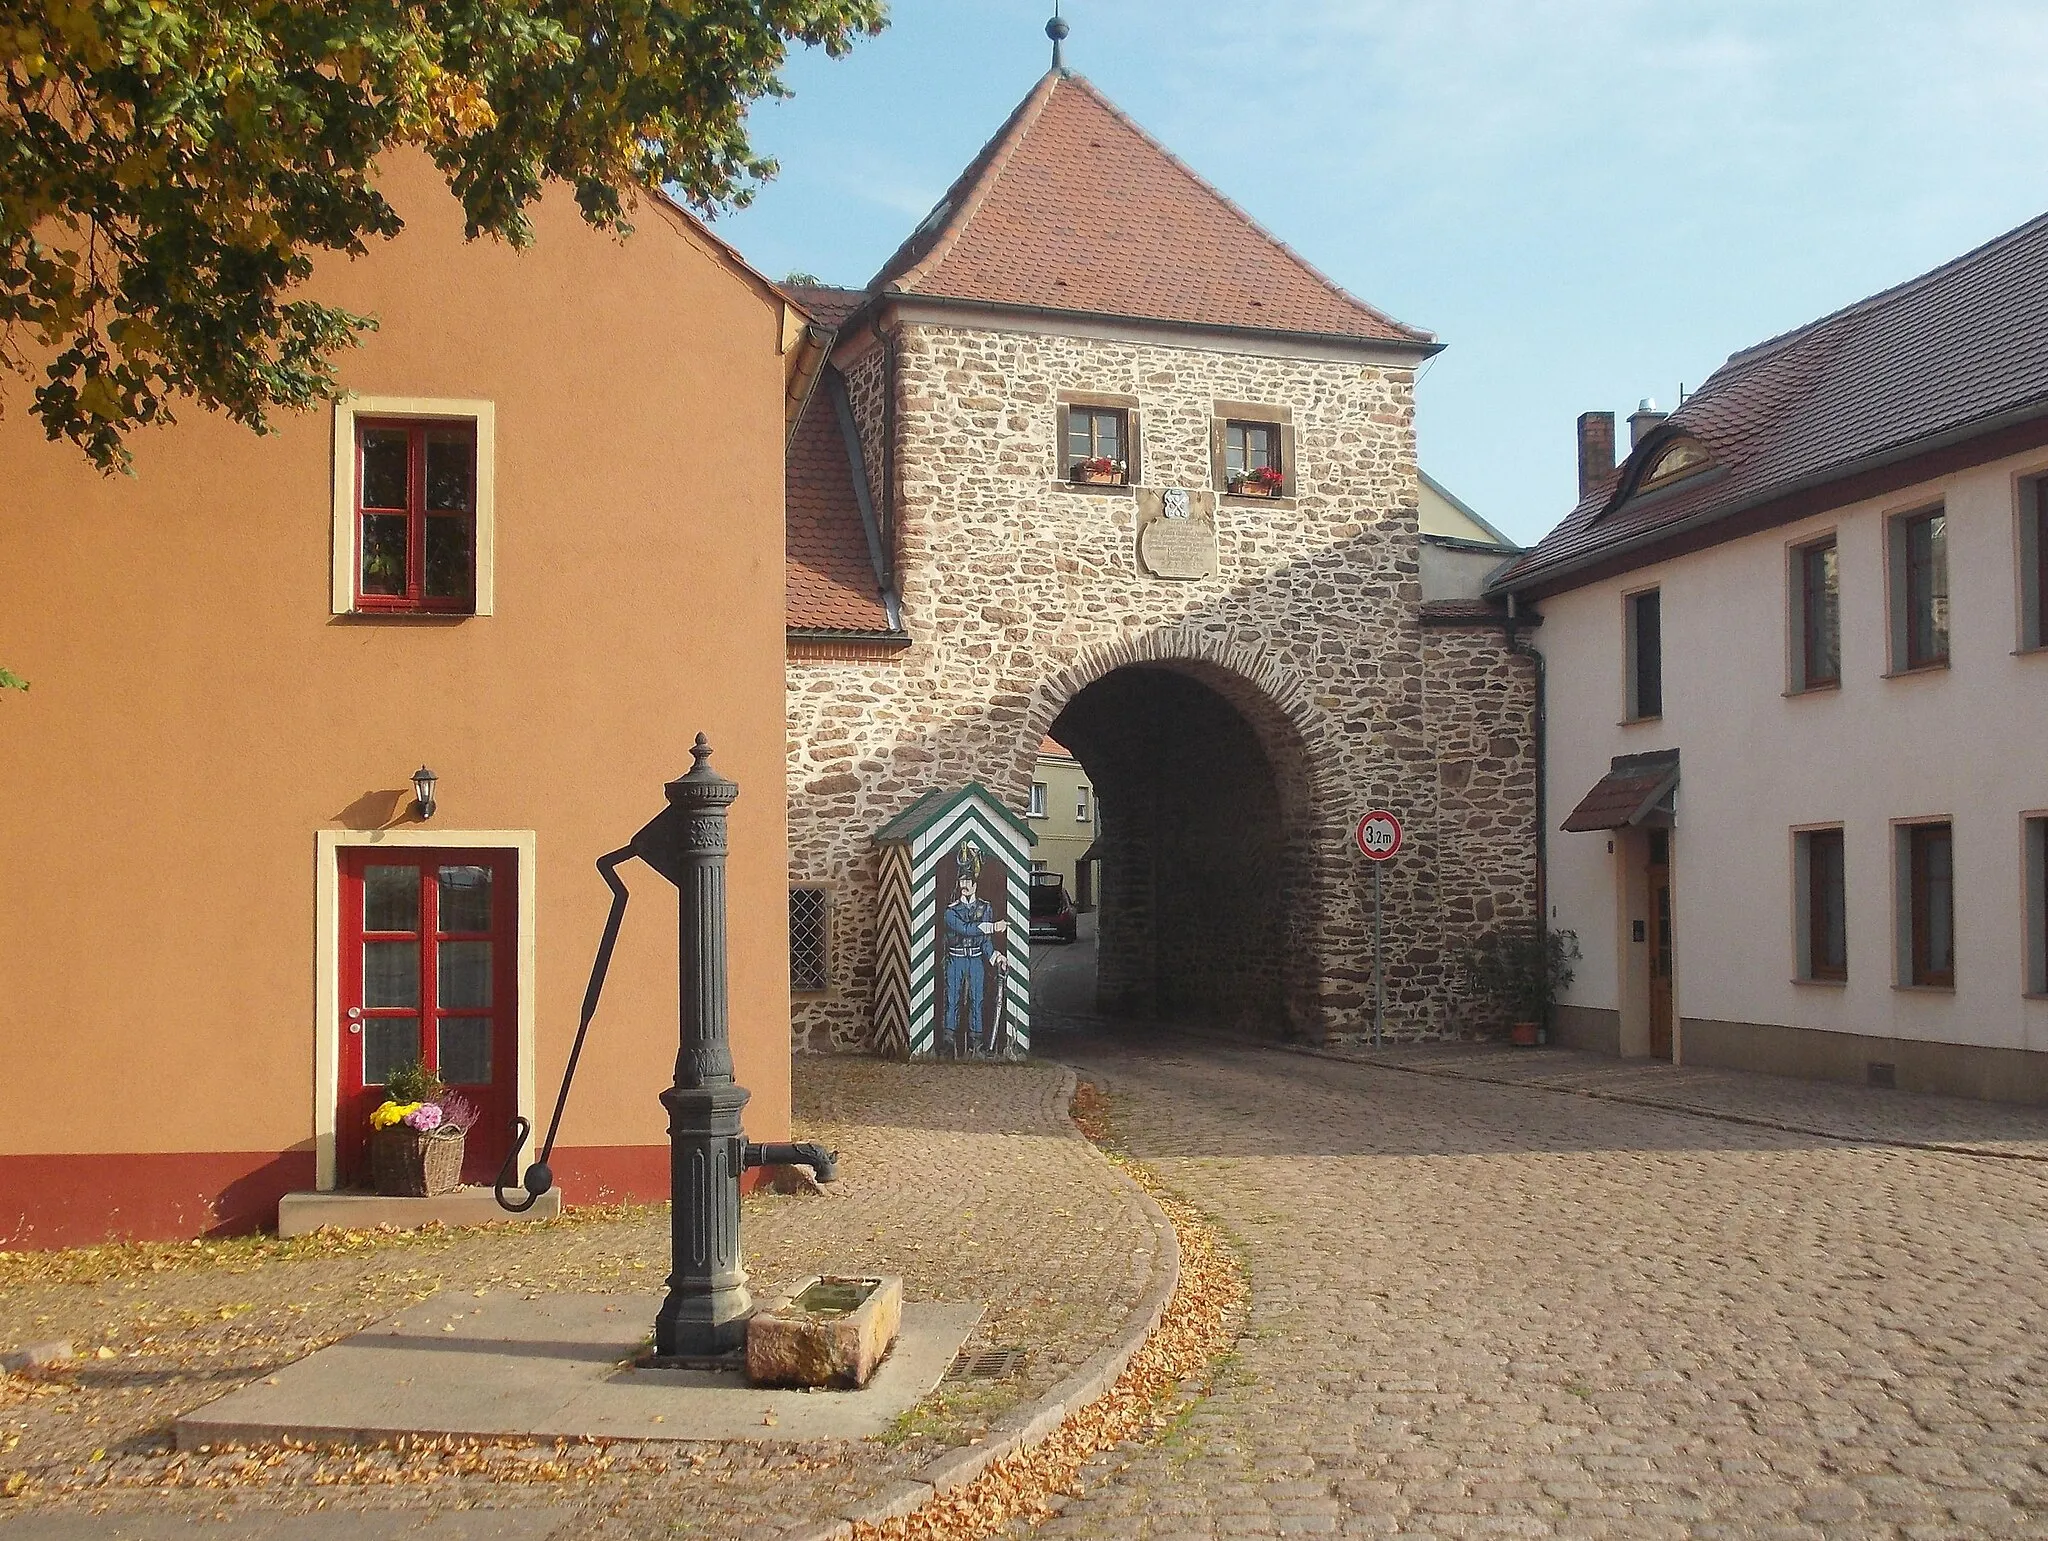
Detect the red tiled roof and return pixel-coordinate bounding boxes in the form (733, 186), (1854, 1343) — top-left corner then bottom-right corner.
(1498, 210), (2048, 596)
(869, 71), (1433, 348)
(786, 378), (892, 634)
(1039, 736), (1073, 758)
(1560, 751), (1681, 834)
(782, 283), (867, 330)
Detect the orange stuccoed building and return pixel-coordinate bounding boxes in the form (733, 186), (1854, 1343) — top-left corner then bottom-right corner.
(0, 155), (819, 1246)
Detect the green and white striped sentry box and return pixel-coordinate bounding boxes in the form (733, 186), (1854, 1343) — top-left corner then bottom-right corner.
(872, 784), (1034, 1060)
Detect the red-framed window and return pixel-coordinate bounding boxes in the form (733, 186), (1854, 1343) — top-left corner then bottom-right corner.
(354, 418), (478, 612)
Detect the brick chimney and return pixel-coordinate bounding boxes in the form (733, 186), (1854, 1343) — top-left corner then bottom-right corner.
(1629, 397), (1668, 448)
(1577, 411), (1616, 500)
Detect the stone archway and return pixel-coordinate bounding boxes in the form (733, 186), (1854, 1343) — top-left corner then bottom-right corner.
(1011, 628), (1334, 1039)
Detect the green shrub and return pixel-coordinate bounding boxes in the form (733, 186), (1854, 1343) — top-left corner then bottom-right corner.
(383, 1058), (444, 1106)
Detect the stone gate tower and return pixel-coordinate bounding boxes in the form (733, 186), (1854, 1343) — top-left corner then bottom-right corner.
(783, 68), (1537, 1053)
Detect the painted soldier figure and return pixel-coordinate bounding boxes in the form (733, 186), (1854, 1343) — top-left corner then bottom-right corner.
(941, 842), (1008, 1057)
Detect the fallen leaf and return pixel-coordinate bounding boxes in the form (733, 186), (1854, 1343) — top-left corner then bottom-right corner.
(95, 1346), (116, 1360)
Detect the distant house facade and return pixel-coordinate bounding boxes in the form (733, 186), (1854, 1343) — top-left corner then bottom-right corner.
(781, 67), (1531, 1054)
(1029, 737), (1097, 907)
(0, 155), (817, 1245)
(1496, 216), (2048, 1103)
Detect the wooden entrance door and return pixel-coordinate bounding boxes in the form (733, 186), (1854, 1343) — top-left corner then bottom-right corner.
(1647, 831), (1674, 1060)
(338, 850), (517, 1186)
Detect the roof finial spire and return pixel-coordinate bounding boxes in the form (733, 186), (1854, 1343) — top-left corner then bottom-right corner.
(1046, 3), (1069, 72)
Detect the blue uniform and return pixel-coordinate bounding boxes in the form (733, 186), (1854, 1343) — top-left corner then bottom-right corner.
(942, 896), (998, 1052)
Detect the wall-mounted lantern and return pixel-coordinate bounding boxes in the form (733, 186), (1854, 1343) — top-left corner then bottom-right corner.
(412, 765), (438, 821)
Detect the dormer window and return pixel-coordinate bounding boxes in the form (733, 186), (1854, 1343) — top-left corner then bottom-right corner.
(1639, 436), (1709, 490)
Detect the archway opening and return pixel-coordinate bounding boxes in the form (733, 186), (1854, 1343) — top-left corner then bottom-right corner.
(1032, 663), (1310, 1037)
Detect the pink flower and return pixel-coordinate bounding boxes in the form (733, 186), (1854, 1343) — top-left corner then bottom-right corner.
(402, 1103), (444, 1132)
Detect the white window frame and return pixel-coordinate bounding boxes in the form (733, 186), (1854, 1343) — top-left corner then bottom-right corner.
(1028, 782), (1048, 818)
(332, 395), (498, 616)
(1076, 784), (1091, 822)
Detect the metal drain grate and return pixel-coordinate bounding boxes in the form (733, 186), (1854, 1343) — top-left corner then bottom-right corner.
(945, 1347), (1027, 1382)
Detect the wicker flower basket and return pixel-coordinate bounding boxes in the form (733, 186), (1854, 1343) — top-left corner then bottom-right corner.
(370, 1126), (466, 1197)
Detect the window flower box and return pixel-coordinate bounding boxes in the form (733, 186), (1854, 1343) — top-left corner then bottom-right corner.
(1070, 457), (1126, 486)
(1229, 467), (1286, 498)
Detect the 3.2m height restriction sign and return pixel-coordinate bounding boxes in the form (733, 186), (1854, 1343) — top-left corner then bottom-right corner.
(1354, 809), (1403, 861)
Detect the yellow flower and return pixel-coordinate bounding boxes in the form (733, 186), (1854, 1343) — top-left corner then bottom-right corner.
(369, 1100), (422, 1131)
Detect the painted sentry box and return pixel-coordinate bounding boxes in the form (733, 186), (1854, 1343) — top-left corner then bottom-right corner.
(872, 785), (1033, 1060)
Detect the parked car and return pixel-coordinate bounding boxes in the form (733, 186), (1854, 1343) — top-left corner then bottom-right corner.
(1029, 877), (1079, 943)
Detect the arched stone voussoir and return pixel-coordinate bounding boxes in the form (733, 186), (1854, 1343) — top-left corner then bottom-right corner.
(1018, 625), (1338, 813)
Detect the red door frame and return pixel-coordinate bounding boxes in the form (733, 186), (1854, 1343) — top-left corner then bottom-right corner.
(338, 848), (518, 1186)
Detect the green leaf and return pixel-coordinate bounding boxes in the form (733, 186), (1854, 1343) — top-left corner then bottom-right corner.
(0, 667), (28, 692)
(2, 0), (890, 471)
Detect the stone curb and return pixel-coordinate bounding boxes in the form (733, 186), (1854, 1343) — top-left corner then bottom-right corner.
(1204, 1029), (2048, 1166)
(816, 1062), (1183, 1537)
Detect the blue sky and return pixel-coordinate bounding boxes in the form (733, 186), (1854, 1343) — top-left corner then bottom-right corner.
(711, 1), (2048, 546)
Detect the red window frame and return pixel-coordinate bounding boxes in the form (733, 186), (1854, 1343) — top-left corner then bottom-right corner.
(353, 417), (478, 614)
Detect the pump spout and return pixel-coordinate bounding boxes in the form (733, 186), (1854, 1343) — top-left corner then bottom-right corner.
(742, 1141), (839, 1184)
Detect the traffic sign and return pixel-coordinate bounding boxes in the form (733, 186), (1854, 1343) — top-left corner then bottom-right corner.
(1354, 809), (1403, 861)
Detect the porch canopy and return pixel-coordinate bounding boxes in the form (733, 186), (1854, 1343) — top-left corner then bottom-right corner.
(1561, 749), (1680, 832)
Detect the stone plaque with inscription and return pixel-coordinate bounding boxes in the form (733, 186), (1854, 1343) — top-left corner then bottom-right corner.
(1134, 486), (1217, 580)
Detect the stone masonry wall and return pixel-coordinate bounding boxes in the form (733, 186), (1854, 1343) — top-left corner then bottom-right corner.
(787, 320), (1536, 1051)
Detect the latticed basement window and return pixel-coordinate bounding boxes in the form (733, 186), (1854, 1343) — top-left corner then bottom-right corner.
(789, 887), (830, 994)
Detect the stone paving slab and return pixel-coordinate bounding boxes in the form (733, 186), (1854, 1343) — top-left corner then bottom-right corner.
(176, 1294), (980, 1449)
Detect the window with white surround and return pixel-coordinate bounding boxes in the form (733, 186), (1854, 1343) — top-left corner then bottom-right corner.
(1028, 782), (1047, 818)
(1794, 826), (1847, 982)
(1894, 820), (1955, 988)
(1076, 785), (1091, 822)
(1888, 506), (1949, 671)
(2021, 476), (2047, 652)
(1790, 536), (1840, 692)
(2026, 817), (2048, 995)
(1625, 588), (1662, 720)
(789, 887), (830, 995)
(332, 396), (496, 616)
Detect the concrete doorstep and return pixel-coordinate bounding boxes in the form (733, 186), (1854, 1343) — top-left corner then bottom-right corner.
(175, 1292), (982, 1449)
(275, 1188), (562, 1239)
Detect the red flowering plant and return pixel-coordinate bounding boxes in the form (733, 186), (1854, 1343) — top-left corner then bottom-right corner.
(1071, 455), (1124, 482)
(1246, 464), (1285, 493)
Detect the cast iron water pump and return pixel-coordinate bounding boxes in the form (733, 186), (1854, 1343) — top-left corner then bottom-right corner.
(495, 735), (837, 1357)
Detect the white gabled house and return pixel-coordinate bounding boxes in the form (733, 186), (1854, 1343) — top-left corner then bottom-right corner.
(1496, 214), (2048, 1103)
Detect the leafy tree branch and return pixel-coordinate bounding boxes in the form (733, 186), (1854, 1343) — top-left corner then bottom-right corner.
(2, 0), (886, 471)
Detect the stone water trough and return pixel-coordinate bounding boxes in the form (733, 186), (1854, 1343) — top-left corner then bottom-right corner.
(747, 1274), (903, 1389)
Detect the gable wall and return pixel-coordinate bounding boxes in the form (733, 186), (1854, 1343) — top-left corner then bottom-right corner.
(787, 316), (1537, 1048)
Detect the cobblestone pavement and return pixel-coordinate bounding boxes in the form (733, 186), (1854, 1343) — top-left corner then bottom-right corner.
(1036, 1029), (2048, 1540)
(0, 1059), (1159, 1541)
(1319, 1042), (2048, 1159)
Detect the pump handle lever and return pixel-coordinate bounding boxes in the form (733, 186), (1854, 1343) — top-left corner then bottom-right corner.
(494, 846), (637, 1213)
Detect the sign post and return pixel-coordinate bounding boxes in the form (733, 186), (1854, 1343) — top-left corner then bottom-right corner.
(1353, 810), (1403, 1048)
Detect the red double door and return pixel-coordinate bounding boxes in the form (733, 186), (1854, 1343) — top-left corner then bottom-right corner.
(338, 850), (517, 1186)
